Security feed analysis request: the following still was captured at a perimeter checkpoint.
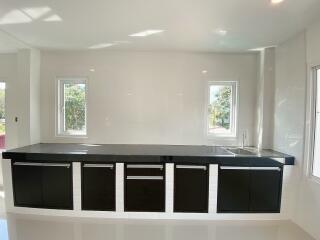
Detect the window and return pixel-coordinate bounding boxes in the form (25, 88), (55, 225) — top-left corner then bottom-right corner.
(207, 81), (237, 137)
(58, 78), (87, 136)
(312, 68), (320, 179)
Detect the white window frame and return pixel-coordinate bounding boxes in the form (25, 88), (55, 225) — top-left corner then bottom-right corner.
(57, 77), (88, 137)
(206, 81), (238, 138)
(308, 66), (320, 183)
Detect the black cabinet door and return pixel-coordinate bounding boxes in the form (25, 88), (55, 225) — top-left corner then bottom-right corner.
(125, 177), (165, 212)
(82, 164), (115, 211)
(174, 165), (208, 213)
(41, 163), (73, 210)
(250, 168), (282, 213)
(217, 167), (251, 213)
(125, 164), (165, 212)
(12, 162), (43, 208)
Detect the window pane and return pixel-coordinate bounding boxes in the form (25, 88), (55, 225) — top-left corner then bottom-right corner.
(63, 82), (86, 135)
(208, 85), (232, 134)
(313, 69), (320, 178)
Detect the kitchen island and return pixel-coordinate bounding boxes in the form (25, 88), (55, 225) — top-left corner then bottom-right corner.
(1, 143), (294, 220)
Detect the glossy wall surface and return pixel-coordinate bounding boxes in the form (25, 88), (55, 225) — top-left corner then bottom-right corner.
(40, 51), (258, 146)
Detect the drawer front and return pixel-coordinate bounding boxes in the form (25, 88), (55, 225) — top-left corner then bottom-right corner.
(125, 177), (165, 212)
(174, 164), (209, 213)
(125, 164), (164, 176)
(82, 163), (116, 211)
(125, 163), (165, 212)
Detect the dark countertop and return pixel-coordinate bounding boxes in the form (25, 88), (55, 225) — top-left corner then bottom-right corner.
(2, 143), (295, 166)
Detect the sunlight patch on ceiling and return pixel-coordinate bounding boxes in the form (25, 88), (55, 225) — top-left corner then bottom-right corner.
(23, 7), (51, 19)
(0, 7), (62, 25)
(129, 29), (164, 37)
(44, 14), (62, 22)
(0, 10), (32, 25)
(89, 43), (117, 49)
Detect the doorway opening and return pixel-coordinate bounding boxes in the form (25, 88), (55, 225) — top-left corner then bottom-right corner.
(0, 82), (5, 150)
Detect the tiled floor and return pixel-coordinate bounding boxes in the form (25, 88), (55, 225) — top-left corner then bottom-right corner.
(0, 197), (316, 240)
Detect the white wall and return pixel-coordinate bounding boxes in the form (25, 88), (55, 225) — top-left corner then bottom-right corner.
(273, 33), (307, 231)
(0, 49), (41, 186)
(255, 48), (275, 149)
(40, 51), (258, 146)
(273, 23), (320, 239)
(29, 49), (41, 144)
(289, 21), (320, 240)
(0, 53), (18, 186)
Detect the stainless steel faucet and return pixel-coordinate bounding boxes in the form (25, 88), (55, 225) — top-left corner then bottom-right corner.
(241, 131), (247, 149)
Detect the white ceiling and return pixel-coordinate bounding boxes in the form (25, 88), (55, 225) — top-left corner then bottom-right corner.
(0, 0), (320, 52)
(0, 29), (29, 53)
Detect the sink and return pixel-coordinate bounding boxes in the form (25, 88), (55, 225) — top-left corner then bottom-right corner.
(225, 147), (257, 156)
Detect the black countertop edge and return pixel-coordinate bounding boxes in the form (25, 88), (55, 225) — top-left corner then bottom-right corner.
(2, 152), (294, 167)
(5, 154), (287, 167)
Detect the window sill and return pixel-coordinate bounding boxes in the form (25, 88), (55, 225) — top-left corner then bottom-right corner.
(55, 134), (88, 139)
(207, 134), (237, 139)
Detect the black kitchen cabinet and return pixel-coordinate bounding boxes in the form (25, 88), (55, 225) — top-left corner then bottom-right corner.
(217, 166), (282, 213)
(42, 164), (73, 209)
(218, 167), (251, 213)
(250, 169), (282, 212)
(125, 164), (165, 212)
(12, 163), (43, 208)
(82, 163), (115, 211)
(174, 164), (208, 213)
(12, 161), (73, 210)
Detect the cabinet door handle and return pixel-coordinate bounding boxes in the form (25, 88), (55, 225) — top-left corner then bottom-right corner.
(220, 166), (251, 170)
(14, 162), (71, 168)
(220, 166), (281, 171)
(83, 164), (114, 169)
(126, 164), (163, 169)
(126, 176), (164, 180)
(176, 165), (207, 170)
(14, 162), (43, 167)
(248, 167), (281, 171)
(38, 163), (71, 168)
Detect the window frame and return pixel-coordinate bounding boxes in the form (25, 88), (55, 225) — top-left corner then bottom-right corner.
(56, 77), (88, 137)
(206, 81), (238, 138)
(309, 66), (320, 182)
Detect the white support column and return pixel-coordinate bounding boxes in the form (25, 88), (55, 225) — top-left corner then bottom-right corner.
(2, 159), (14, 212)
(72, 162), (81, 211)
(166, 163), (174, 213)
(116, 163), (124, 212)
(208, 164), (218, 213)
(280, 165), (296, 218)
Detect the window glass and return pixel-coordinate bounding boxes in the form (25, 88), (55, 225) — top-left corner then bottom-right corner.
(313, 69), (320, 178)
(208, 82), (237, 136)
(58, 79), (87, 136)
